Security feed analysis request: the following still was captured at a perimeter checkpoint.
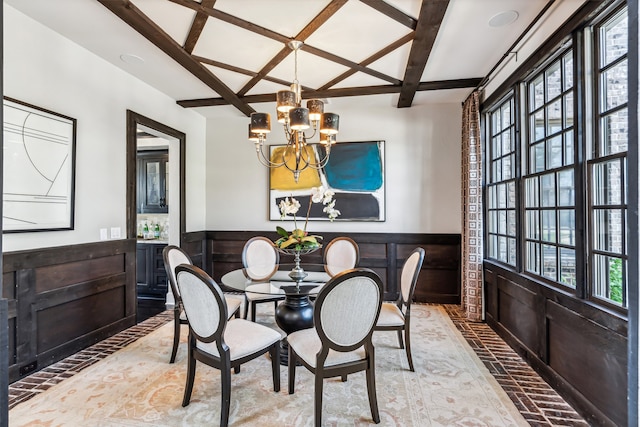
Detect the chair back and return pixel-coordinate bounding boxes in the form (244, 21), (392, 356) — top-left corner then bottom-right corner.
(323, 237), (360, 277)
(163, 245), (193, 299)
(175, 264), (226, 343)
(242, 237), (279, 281)
(314, 269), (382, 351)
(400, 248), (425, 305)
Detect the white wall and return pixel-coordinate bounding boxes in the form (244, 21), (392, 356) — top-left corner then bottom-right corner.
(205, 96), (462, 234)
(3, 5), (207, 252)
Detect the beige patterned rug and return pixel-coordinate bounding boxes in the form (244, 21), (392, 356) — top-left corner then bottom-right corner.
(10, 305), (528, 426)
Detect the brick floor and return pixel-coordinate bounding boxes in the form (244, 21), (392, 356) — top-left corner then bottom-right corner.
(444, 304), (589, 427)
(9, 306), (589, 426)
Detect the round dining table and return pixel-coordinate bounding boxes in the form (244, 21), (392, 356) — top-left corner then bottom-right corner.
(221, 264), (331, 363)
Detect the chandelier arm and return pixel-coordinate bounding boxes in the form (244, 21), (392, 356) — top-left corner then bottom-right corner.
(255, 144), (287, 168)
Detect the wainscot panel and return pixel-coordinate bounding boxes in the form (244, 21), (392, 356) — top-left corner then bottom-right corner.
(484, 260), (627, 427)
(4, 240), (136, 383)
(183, 231), (460, 303)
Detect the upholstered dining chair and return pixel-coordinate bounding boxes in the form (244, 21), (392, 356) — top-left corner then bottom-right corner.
(162, 245), (241, 363)
(288, 268), (383, 426)
(323, 236), (360, 277)
(374, 247), (425, 372)
(242, 236), (283, 321)
(175, 264), (281, 427)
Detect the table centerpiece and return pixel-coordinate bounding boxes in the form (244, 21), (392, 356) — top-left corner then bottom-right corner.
(274, 186), (340, 281)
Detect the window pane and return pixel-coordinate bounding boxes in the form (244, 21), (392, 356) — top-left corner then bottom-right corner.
(488, 186), (496, 208)
(593, 208), (623, 253)
(564, 93), (574, 129)
(564, 130), (574, 166)
(601, 108), (628, 154)
(526, 210), (539, 239)
(543, 244), (557, 280)
(601, 11), (628, 66)
(563, 52), (574, 90)
(560, 248), (576, 288)
(493, 159), (502, 182)
(531, 143), (545, 172)
(531, 77), (544, 110)
(547, 135), (563, 169)
(542, 210), (556, 243)
(541, 174), (556, 207)
(507, 210), (516, 236)
(498, 236), (508, 262)
(525, 177), (538, 207)
(497, 183), (506, 208)
(559, 209), (575, 245)
(592, 159), (622, 205)
(507, 181), (516, 208)
(502, 130), (512, 154)
(501, 103), (511, 128)
(593, 254), (625, 305)
(498, 210), (507, 234)
(601, 60), (628, 110)
(502, 155), (512, 180)
(547, 100), (562, 135)
(532, 111), (545, 141)
(493, 135), (502, 157)
(546, 61), (562, 100)
(558, 170), (574, 206)
(508, 238), (517, 266)
(526, 242), (540, 274)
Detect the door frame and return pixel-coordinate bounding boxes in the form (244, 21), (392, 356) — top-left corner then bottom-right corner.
(126, 110), (185, 244)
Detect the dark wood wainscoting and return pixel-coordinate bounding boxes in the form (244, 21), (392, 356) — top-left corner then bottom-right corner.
(3, 240), (136, 383)
(484, 261), (627, 427)
(183, 231), (461, 303)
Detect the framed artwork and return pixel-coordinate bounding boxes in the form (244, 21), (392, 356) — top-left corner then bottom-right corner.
(3, 97), (77, 232)
(269, 140), (385, 221)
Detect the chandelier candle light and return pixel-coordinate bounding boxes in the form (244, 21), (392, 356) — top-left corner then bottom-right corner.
(249, 40), (340, 183)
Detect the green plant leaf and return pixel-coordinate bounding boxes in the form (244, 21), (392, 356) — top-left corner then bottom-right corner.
(276, 226), (289, 238)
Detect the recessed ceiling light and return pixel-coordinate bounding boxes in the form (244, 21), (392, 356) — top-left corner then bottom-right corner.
(120, 53), (145, 65)
(489, 10), (519, 28)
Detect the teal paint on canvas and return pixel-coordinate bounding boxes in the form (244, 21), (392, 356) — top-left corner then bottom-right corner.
(322, 142), (383, 191)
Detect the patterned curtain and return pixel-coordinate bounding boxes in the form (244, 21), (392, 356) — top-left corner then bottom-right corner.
(461, 91), (483, 321)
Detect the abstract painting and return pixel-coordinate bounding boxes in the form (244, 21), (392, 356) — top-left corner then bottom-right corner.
(269, 141), (385, 221)
(3, 97), (76, 232)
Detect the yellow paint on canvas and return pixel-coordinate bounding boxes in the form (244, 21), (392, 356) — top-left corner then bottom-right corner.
(269, 145), (322, 190)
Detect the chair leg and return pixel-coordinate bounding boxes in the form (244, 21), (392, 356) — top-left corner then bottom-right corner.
(366, 356), (380, 424)
(170, 310), (181, 363)
(396, 329), (404, 349)
(341, 374), (347, 382)
(288, 345), (296, 394)
(250, 302), (257, 322)
(234, 365), (240, 374)
(270, 343), (281, 392)
(243, 298), (249, 320)
(182, 338), (196, 407)
(220, 364), (232, 427)
(405, 325), (414, 372)
(314, 372), (324, 427)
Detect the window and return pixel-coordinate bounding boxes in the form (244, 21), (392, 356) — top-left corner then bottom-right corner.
(523, 50), (576, 287)
(589, 7), (628, 307)
(483, 3), (629, 311)
(486, 97), (517, 266)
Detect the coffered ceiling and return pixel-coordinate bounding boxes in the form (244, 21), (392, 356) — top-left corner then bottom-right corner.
(5, 0), (588, 117)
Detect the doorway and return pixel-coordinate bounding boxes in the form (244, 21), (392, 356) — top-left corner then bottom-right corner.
(126, 111), (186, 322)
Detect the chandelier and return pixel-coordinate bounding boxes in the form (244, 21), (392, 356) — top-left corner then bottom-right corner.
(248, 40), (339, 183)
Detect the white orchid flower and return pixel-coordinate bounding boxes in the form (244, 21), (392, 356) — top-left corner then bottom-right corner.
(311, 186), (325, 203)
(279, 197), (300, 219)
(322, 189), (335, 205)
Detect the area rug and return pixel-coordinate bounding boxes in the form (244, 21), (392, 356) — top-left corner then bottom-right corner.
(9, 305), (528, 426)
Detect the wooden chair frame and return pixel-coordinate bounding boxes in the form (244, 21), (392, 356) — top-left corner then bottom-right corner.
(241, 236), (283, 321)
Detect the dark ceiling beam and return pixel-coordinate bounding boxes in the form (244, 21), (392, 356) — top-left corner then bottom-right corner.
(177, 78), (482, 108)
(359, 0), (417, 29)
(182, 0), (216, 53)
(236, 0), (349, 96)
(319, 32), (415, 90)
(302, 44), (400, 85)
(98, 0), (254, 116)
(192, 55), (314, 91)
(397, 0), (450, 108)
(168, 0), (289, 43)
